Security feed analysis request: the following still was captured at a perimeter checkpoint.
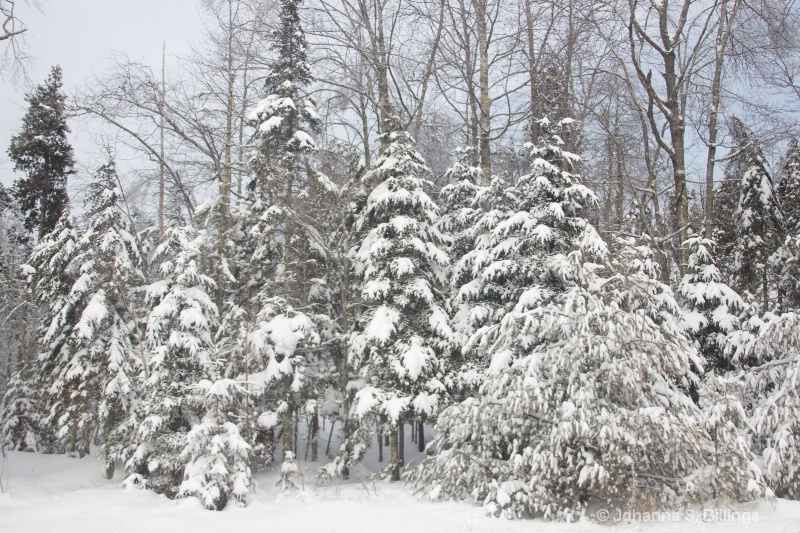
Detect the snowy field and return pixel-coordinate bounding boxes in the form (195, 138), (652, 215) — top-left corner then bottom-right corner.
(1, 449), (799, 533)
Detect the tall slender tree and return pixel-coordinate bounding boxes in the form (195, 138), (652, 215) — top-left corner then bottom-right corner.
(8, 66), (75, 239)
(247, 0), (323, 462)
(727, 118), (783, 309)
(351, 117), (453, 481)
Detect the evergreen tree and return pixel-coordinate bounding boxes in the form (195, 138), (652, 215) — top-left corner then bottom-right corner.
(0, 365), (44, 452)
(679, 236), (766, 502)
(436, 152), (487, 397)
(741, 311), (800, 498)
(712, 173), (740, 274)
(350, 117), (453, 481)
(179, 379), (252, 510)
(210, 197), (281, 472)
(778, 138), (800, 234)
(27, 160), (146, 464)
(245, 0), (328, 467)
(415, 240), (760, 519)
(68, 159), (144, 473)
(8, 65), (75, 239)
(679, 235), (744, 371)
(724, 117), (784, 309)
(448, 119), (601, 386)
(246, 295), (319, 487)
(774, 139), (800, 311)
(130, 225), (219, 498)
(21, 213), (79, 453)
(248, 0), (320, 305)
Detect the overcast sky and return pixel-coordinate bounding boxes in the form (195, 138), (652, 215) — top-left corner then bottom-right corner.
(0, 0), (204, 187)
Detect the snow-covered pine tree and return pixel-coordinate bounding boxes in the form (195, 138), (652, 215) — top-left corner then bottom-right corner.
(740, 310), (800, 498)
(247, 0), (325, 463)
(0, 365), (44, 452)
(778, 138), (800, 234)
(774, 139), (800, 311)
(350, 116), (453, 481)
(435, 152), (496, 407)
(712, 172), (741, 276)
(314, 145), (373, 479)
(19, 213), (79, 453)
(437, 150), (483, 273)
(436, 150), (483, 339)
(211, 196), (281, 472)
(47, 158), (145, 473)
(247, 0), (320, 301)
(679, 235), (744, 371)
(679, 235), (766, 502)
(179, 378), (252, 510)
(448, 119), (598, 387)
(130, 225), (219, 498)
(246, 296), (319, 489)
(725, 117), (784, 310)
(416, 237), (760, 519)
(8, 65), (75, 239)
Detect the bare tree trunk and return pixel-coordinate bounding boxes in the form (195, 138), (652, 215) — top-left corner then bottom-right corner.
(417, 420), (425, 453)
(359, 89), (371, 167)
(457, 0), (479, 164)
(325, 419), (336, 456)
(294, 408), (299, 456)
(104, 421), (114, 479)
(282, 405), (293, 461)
(68, 422), (76, 455)
(159, 42), (166, 242)
(311, 408), (319, 462)
(389, 427), (400, 481)
(616, 138), (625, 224)
(704, 0), (739, 239)
(216, 13), (235, 311)
(378, 421), (383, 462)
(628, 0), (714, 274)
(80, 416), (91, 459)
(472, 0), (492, 184)
(524, 0), (540, 145)
(398, 423), (404, 467)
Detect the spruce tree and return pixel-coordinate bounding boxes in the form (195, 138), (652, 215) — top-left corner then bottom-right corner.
(416, 237), (761, 519)
(743, 311), (800, 498)
(350, 117), (453, 481)
(774, 139), (800, 310)
(131, 225), (219, 498)
(778, 138), (800, 234)
(724, 117), (784, 309)
(27, 160), (145, 463)
(679, 235), (744, 371)
(21, 213), (79, 453)
(246, 0), (326, 465)
(436, 153), (487, 396)
(0, 365), (44, 452)
(248, 0), (320, 304)
(448, 119), (601, 382)
(67, 159), (144, 473)
(8, 65), (75, 239)
(179, 379), (252, 510)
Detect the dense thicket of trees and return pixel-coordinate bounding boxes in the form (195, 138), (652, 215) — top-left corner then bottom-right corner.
(4, 0), (800, 517)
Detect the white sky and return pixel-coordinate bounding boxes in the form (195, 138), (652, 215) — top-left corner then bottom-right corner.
(0, 0), (204, 188)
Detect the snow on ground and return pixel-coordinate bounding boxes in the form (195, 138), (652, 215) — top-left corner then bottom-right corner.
(2, 430), (800, 533)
